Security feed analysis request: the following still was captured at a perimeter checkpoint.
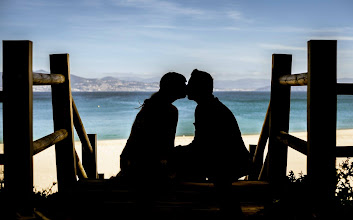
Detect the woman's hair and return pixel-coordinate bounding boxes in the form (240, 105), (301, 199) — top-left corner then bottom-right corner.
(159, 72), (186, 92)
(138, 72), (186, 108)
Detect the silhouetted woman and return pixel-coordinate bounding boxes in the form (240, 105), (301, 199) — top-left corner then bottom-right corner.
(119, 72), (186, 187)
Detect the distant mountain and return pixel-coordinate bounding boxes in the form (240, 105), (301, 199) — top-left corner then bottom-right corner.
(0, 71), (159, 92)
(69, 75), (159, 92)
(1, 71), (353, 92)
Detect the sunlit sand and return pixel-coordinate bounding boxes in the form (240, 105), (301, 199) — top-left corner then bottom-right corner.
(2, 129), (352, 192)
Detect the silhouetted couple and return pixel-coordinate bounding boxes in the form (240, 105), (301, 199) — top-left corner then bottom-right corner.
(120, 69), (250, 217)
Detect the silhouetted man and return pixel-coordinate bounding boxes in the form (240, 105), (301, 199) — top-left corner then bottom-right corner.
(174, 69), (249, 218)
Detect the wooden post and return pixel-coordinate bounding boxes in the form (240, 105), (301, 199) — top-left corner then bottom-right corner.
(249, 104), (270, 180)
(3, 41), (34, 210)
(307, 40), (337, 216)
(249, 144), (256, 159)
(83, 134), (98, 179)
(50, 54), (77, 192)
(267, 54), (292, 183)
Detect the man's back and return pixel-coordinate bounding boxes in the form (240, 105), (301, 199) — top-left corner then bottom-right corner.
(192, 97), (249, 181)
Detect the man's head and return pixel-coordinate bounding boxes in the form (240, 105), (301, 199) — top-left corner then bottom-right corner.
(187, 69), (213, 102)
(159, 72), (187, 101)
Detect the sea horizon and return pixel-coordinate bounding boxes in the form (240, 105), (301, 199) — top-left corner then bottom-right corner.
(1, 91), (353, 143)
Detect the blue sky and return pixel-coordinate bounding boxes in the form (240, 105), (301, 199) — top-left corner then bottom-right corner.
(1, 0), (353, 81)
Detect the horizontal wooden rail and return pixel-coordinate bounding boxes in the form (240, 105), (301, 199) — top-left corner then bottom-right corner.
(72, 100), (94, 154)
(336, 83), (353, 95)
(33, 129), (68, 155)
(0, 154), (4, 165)
(33, 73), (65, 85)
(278, 72), (307, 86)
(75, 150), (88, 179)
(336, 146), (353, 157)
(276, 131), (307, 155)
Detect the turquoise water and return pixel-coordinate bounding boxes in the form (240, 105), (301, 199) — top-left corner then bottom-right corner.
(0, 91), (353, 142)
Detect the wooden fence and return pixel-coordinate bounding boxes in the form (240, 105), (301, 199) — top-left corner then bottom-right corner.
(0, 40), (98, 209)
(248, 40), (353, 216)
(2, 40), (353, 217)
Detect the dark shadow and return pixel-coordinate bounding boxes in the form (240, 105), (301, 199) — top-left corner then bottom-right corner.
(173, 69), (251, 218)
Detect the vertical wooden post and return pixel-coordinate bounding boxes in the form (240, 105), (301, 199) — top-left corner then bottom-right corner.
(267, 54), (292, 183)
(307, 40), (337, 216)
(83, 134), (98, 179)
(3, 41), (33, 209)
(50, 54), (77, 192)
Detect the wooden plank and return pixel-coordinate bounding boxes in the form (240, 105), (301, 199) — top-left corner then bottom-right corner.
(2, 40), (34, 208)
(336, 146), (353, 157)
(33, 73), (65, 85)
(33, 129), (68, 155)
(84, 134), (98, 179)
(249, 103), (270, 180)
(258, 153), (269, 181)
(276, 131), (307, 155)
(50, 54), (77, 192)
(278, 72), (307, 86)
(307, 40), (337, 216)
(336, 83), (353, 95)
(249, 145), (256, 160)
(73, 100), (97, 178)
(75, 150), (88, 179)
(180, 181), (269, 188)
(72, 100), (93, 154)
(267, 54), (292, 183)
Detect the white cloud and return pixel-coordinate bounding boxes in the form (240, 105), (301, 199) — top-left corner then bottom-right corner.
(112, 0), (204, 16)
(227, 10), (253, 23)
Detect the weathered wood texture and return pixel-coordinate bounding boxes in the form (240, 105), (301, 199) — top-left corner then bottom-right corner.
(307, 40), (337, 216)
(33, 73), (65, 85)
(50, 54), (77, 192)
(2, 40), (34, 207)
(33, 129), (68, 155)
(248, 104), (270, 180)
(267, 54), (292, 183)
(276, 131), (307, 155)
(336, 83), (353, 95)
(278, 72), (307, 86)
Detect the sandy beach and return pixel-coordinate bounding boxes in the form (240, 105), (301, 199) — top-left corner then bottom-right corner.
(2, 129), (353, 192)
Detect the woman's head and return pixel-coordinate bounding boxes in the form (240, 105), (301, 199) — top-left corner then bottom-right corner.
(159, 72), (187, 102)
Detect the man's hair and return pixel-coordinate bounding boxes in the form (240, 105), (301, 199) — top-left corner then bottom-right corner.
(160, 72), (186, 91)
(190, 69), (213, 93)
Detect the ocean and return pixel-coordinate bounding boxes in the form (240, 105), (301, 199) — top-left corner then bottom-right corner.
(1, 91), (353, 142)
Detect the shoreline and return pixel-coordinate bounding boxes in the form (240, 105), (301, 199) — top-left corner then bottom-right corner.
(1, 129), (353, 191)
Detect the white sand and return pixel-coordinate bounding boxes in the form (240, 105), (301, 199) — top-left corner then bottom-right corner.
(2, 129), (353, 191)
